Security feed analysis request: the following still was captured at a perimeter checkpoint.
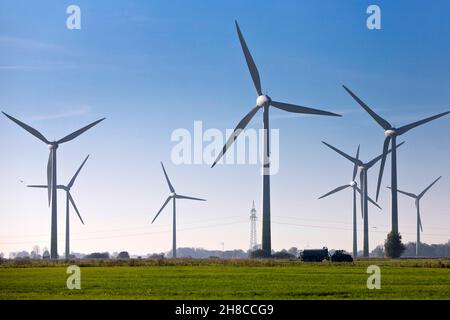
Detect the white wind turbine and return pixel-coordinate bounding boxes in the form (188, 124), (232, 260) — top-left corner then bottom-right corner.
(152, 162), (206, 258)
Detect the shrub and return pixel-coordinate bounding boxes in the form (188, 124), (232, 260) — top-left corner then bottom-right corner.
(249, 249), (266, 259)
(272, 251), (295, 259)
(117, 251), (130, 259)
(84, 252), (110, 259)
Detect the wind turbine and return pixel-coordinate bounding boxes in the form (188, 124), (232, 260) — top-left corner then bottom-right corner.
(27, 155), (89, 260)
(318, 145), (381, 258)
(152, 162), (206, 258)
(3, 112), (105, 259)
(211, 21), (341, 257)
(388, 176), (442, 257)
(322, 141), (404, 257)
(342, 85), (449, 235)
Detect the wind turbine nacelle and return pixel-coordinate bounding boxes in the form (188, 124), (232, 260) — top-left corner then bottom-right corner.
(256, 95), (271, 108)
(169, 192), (176, 198)
(349, 181), (357, 187)
(385, 129), (397, 137)
(48, 143), (58, 150)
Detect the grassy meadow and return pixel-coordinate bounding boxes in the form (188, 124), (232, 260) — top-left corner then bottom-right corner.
(0, 259), (449, 300)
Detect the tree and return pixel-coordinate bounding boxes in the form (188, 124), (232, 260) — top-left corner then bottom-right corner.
(117, 251), (130, 259)
(287, 247), (299, 257)
(30, 245), (41, 259)
(250, 249), (266, 258)
(384, 231), (406, 258)
(13, 251), (30, 260)
(272, 250), (295, 259)
(148, 253), (165, 259)
(370, 245), (384, 258)
(84, 252), (110, 259)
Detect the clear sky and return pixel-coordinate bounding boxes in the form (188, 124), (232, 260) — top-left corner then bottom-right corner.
(0, 0), (449, 257)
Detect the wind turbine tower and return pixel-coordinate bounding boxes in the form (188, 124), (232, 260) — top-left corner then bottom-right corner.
(388, 176), (442, 257)
(249, 201), (258, 251)
(152, 162), (206, 258)
(212, 21), (341, 257)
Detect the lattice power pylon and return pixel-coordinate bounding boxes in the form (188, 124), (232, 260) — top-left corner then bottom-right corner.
(249, 201), (258, 251)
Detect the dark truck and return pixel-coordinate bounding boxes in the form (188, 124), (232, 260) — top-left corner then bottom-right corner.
(330, 250), (353, 262)
(300, 247), (330, 262)
(300, 248), (353, 262)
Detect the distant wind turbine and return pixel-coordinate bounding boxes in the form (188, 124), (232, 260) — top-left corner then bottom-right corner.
(212, 21), (341, 257)
(318, 145), (380, 258)
(152, 162), (206, 258)
(388, 176), (442, 257)
(342, 85), (449, 235)
(28, 155), (90, 260)
(3, 112), (105, 259)
(322, 141), (404, 256)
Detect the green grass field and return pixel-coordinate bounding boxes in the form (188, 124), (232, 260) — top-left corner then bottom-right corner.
(0, 259), (449, 300)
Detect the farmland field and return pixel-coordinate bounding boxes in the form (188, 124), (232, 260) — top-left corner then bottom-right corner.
(0, 259), (449, 300)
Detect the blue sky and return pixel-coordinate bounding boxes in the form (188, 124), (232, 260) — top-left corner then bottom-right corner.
(0, 0), (449, 256)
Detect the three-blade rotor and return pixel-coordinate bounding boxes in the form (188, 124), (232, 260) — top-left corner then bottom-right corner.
(342, 86), (449, 201)
(320, 141), (406, 215)
(27, 155), (90, 225)
(152, 162), (206, 224)
(3, 112), (105, 205)
(319, 144), (381, 215)
(387, 176), (442, 232)
(211, 21), (341, 168)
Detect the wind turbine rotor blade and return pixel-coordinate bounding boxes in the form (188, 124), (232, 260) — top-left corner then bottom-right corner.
(68, 192), (84, 225)
(47, 151), (53, 206)
(211, 106), (260, 168)
(355, 186), (363, 217)
(152, 197), (171, 224)
(367, 194), (382, 210)
(418, 176), (442, 199)
(397, 112), (450, 135)
(322, 141), (359, 165)
(56, 118), (106, 144)
(342, 86), (391, 130)
(235, 20), (262, 96)
(270, 101), (341, 117)
(160, 162), (175, 193)
(418, 212), (423, 232)
(2, 112), (50, 144)
(352, 145), (360, 181)
(387, 186), (417, 199)
(366, 141), (405, 169)
(318, 185), (350, 199)
(68, 155), (89, 189)
(27, 185), (48, 188)
(175, 194), (207, 201)
(375, 137), (391, 201)
(358, 173), (364, 219)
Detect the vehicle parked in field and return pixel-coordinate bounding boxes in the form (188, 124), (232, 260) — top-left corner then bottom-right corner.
(300, 247), (329, 262)
(330, 250), (353, 262)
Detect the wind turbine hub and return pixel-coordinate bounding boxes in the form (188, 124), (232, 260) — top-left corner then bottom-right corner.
(385, 129), (397, 137)
(48, 143), (58, 150)
(349, 181), (357, 187)
(169, 192), (176, 198)
(256, 95), (271, 108)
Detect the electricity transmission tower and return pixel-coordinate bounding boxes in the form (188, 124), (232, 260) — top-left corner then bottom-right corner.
(250, 201), (258, 251)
